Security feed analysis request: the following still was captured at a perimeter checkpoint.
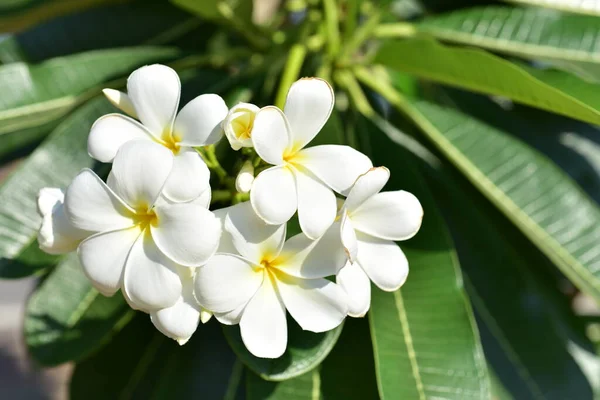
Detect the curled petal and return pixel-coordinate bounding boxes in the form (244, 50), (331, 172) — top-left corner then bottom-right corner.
(299, 145), (373, 196)
(127, 64), (180, 136)
(344, 167), (390, 212)
(275, 272), (347, 333)
(340, 212), (357, 263)
(123, 231), (182, 311)
(78, 227), (141, 296)
(102, 89), (138, 118)
(224, 103), (259, 150)
(356, 232), (409, 292)
(225, 201), (286, 265)
(250, 165), (297, 226)
(194, 254), (263, 313)
(64, 169), (135, 233)
(162, 149), (210, 203)
(283, 78), (334, 149)
(239, 275), (287, 359)
(293, 167), (336, 240)
(351, 191), (423, 241)
(251, 106), (291, 165)
(175, 94), (228, 146)
(337, 261), (371, 318)
(107, 140), (174, 210)
(151, 204), (221, 267)
(88, 114), (153, 163)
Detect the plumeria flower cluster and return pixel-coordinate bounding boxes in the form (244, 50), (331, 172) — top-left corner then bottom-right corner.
(36, 64), (423, 358)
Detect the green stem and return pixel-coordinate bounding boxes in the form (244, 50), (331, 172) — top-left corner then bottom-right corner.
(323, 0), (341, 57)
(339, 9), (381, 62)
(373, 22), (418, 38)
(197, 145), (228, 181)
(354, 65), (407, 108)
(275, 43), (307, 108)
(211, 190), (233, 204)
(218, 2), (269, 51)
(335, 69), (374, 117)
(343, 0), (360, 43)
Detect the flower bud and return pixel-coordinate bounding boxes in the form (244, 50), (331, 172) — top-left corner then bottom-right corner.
(235, 161), (255, 193)
(37, 188), (89, 254)
(223, 103), (259, 150)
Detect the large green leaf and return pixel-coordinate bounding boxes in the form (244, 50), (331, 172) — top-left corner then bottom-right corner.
(503, 0), (600, 16)
(0, 97), (113, 279)
(246, 318), (379, 400)
(223, 319), (344, 382)
(0, 2), (201, 64)
(381, 92), (600, 306)
(25, 253), (133, 366)
(365, 120), (490, 400)
(376, 38), (600, 126)
(0, 46), (177, 158)
(417, 6), (600, 81)
(70, 315), (244, 399)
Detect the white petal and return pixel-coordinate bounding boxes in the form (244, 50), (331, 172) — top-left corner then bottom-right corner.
(200, 309), (213, 324)
(351, 191), (423, 241)
(225, 202), (286, 264)
(251, 106), (291, 165)
(127, 64), (180, 136)
(151, 203), (221, 267)
(37, 188), (89, 254)
(299, 145), (373, 196)
(78, 227), (140, 296)
(337, 261), (371, 318)
(107, 140), (174, 209)
(275, 272), (347, 332)
(88, 114), (154, 163)
(224, 103), (259, 150)
(151, 273), (200, 345)
(356, 233), (408, 291)
(240, 275), (287, 359)
(194, 254), (263, 313)
(162, 149), (210, 203)
(64, 169), (135, 232)
(344, 167), (390, 212)
(212, 207), (238, 255)
(250, 165), (297, 225)
(283, 78), (334, 149)
(174, 94), (228, 146)
(102, 89), (138, 118)
(124, 231), (182, 311)
(293, 167), (336, 240)
(214, 303), (246, 325)
(274, 222), (346, 279)
(340, 212), (357, 263)
(235, 161), (254, 194)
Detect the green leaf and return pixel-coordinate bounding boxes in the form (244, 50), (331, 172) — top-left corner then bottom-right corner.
(246, 318), (379, 400)
(0, 2), (201, 64)
(223, 318), (344, 381)
(365, 120), (490, 400)
(0, 97), (113, 279)
(70, 315), (244, 399)
(391, 95), (600, 308)
(171, 0), (252, 22)
(376, 38), (600, 126)
(426, 165), (598, 399)
(418, 6), (600, 81)
(0, 46), (177, 158)
(25, 253), (133, 366)
(503, 0), (600, 16)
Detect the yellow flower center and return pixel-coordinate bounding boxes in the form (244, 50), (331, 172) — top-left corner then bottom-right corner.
(134, 208), (158, 230)
(160, 129), (182, 154)
(231, 110), (255, 141)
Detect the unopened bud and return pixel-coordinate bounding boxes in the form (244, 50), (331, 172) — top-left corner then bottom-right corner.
(235, 161), (255, 193)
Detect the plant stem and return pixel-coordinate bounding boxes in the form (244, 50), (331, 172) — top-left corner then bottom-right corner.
(335, 69), (374, 117)
(353, 65), (407, 109)
(211, 190), (233, 204)
(217, 2), (269, 51)
(323, 0), (341, 57)
(274, 43), (307, 108)
(373, 22), (418, 38)
(343, 0), (360, 43)
(197, 145), (228, 181)
(339, 9), (380, 62)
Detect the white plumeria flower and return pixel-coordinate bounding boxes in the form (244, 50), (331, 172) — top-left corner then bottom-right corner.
(64, 140), (221, 311)
(223, 102), (259, 150)
(194, 202), (348, 359)
(235, 160), (254, 193)
(89, 64), (228, 202)
(335, 167), (423, 317)
(37, 188), (90, 254)
(250, 78), (373, 239)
